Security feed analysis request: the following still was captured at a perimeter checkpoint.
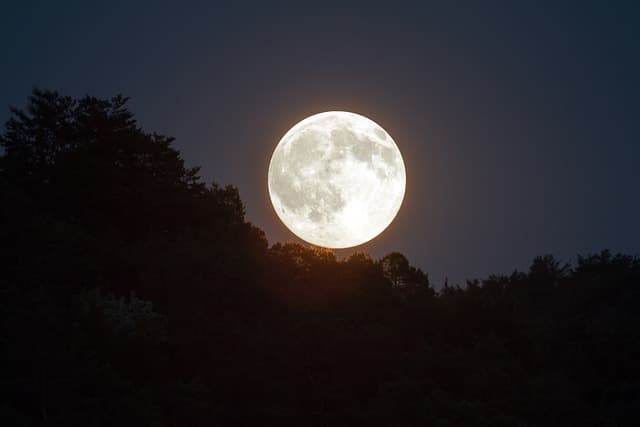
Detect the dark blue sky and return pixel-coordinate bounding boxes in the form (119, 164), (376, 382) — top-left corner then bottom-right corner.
(2, 1), (639, 285)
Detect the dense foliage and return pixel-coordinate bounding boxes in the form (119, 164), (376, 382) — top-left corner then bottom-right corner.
(1, 90), (638, 426)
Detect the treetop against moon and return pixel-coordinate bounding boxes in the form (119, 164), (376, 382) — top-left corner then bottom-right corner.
(268, 111), (406, 249)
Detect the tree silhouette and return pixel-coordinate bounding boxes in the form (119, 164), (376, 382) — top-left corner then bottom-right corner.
(0, 88), (239, 240)
(1, 89), (639, 426)
(380, 252), (433, 300)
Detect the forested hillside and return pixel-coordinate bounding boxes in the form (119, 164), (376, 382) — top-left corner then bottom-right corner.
(2, 90), (638, 426)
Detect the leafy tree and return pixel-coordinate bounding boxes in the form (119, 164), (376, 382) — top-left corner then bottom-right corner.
(379, 252), (433, 298)
(528, 254), (570, 287)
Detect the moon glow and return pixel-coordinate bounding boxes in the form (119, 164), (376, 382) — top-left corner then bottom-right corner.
(268, 111), (406, 249)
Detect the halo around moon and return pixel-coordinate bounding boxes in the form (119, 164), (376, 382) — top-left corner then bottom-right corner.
(268, 111), (406, 249)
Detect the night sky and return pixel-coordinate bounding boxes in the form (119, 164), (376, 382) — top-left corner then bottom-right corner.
(2, 1), (639, 285)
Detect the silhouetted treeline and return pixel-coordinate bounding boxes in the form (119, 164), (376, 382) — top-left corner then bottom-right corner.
(1, 89), (638, 426)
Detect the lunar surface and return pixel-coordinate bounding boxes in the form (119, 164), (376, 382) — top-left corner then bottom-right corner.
(268, 111), (406, 248)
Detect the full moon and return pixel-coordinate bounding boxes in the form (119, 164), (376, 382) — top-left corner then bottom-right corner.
(268, 111), (406, 248)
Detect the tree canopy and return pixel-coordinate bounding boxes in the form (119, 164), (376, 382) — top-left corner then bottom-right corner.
(1, 89), (638, 426)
